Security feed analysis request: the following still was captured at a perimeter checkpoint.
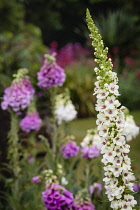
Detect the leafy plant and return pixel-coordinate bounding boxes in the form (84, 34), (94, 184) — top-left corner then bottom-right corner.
(64, 60), (97, 117)
(94, 10), (140, 71)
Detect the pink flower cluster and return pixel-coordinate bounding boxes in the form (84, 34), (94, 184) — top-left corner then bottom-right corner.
(89, 183), (102, 196)
(31, 176), (40, 184)
(20, 111), (42, 133)
(49, 42), (90, 67)
(1, 76), (34, 112)
(42, 183), (74, 210)
(37, 56), (66, 89)
(60, 140), (79, 159)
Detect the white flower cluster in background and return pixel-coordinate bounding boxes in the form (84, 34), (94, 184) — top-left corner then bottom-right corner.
(124, 115), (139, 142)
(94, 71), (137, 209)
(54, 90), (77, 125)
(80, 129), (101, 149)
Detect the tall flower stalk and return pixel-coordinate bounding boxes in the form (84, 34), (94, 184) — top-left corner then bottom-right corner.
(86, 9), (137, 210)
(37, 53), (66, 162)
(1, 68), (34, 176)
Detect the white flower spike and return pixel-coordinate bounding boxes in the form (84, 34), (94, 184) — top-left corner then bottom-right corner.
(86, 9), (137, 210)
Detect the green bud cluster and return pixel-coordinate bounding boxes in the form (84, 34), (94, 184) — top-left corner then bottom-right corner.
(44, 53), (56, 63)
(86, 9), (113, 85)
(13, 68), (28, 82)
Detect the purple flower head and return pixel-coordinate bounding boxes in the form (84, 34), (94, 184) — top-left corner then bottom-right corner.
(42, 183), (74, 210)
(31, 176), (40, 184)
(28, 156), (34, 163)
(133, 183), (140, 192)
(37, 54), (66, 89)
(20, 111), (42, 133)
(81, 145), (100, 159)
(1, 68), (34, 112)
(89, 183), (102, 196)
(60, 140), (79, 159)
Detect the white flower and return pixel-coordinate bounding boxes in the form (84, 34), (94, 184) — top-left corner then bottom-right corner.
(123, 156), (131, 165)
(61, 177), (68, 185)
(80, 141), (86, 147)
(98, 125), (109, 137)
(81, 129), (101, 150)
(113, 135), (125, 146)
(114, 156), (123, 165)
(94, 81), (100, 88)
(110, 200), (120, 209)
(109, 165), (123, 177)
(124, 195), (137, 206)
(104, 108), (118, 117)
(122, 171), (134, 181)
(97, 113), (111, 126)
(108, 83), (120, 96)
(102, 148), (116, 163)
(108, 178), (118, 189)
(103, 172), (112, 184)
(116, 118), (125, 129)
(114, 145), (122, 156)
(124, 115), (139, 141)
(113, 186), (124, 198)
(107, 193), (115, 201)
(122, 144), (130, 153)
(96, 89), (109, 99)
(55, 101), (77, 125)
(105, 95), (120, 109)
(121, 201), (133, 210)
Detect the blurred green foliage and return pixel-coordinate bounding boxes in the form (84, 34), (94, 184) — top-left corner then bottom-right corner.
(118, 72), (140, 110)
(0, 155), (44, 210)
(64, 60), (97, 117)
(95, 10), (140, 49)
(0, 0), (46, 93)
(94, 10), (140, 71)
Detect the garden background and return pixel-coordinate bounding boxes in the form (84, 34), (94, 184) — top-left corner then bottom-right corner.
(0, 0), (140, 209)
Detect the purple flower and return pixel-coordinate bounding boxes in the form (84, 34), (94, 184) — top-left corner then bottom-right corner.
(74, 201), (95, 210)
(133, 183), (140, 192)
(60, 140), (79, 159)
(31, 176), (40, 184)
(89, 183), (102, 196)
(81, 145), (100, 159)
(37, 54), (66, 89)
(20, 111), (42, 133)
(42, 183), (74, 210)
(28, 156), (34, 163)
(1, 76), (34, 112)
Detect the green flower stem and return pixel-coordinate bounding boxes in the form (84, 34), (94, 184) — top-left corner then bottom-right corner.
(29, 131), (36, 156)
(50, 88), (58, 162)
(8, 111), (20, 177)
(85, 159), (91, 190)
(63, 121), (71, 136)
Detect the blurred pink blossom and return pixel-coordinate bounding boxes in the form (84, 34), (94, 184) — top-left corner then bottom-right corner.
(124, 57), (135, 69)
(48, 42), (90, 68)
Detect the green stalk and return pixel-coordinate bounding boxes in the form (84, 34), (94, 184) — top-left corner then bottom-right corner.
(8, 111), (20, 177)
(29, 131), (36, 156)
(85, 159), (91, 190)
(50, 88), (58, 162)
(64, 122), (71, 136)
